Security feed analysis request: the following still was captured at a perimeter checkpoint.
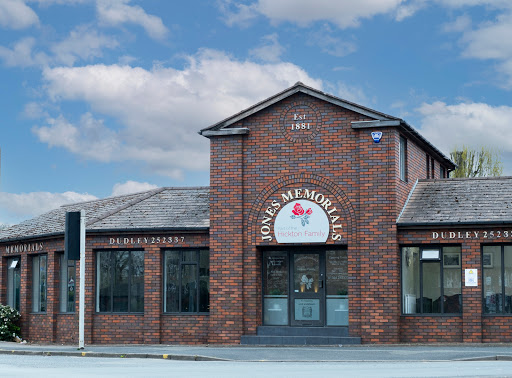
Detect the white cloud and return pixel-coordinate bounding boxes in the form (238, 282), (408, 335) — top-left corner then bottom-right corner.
(23, 102), (49, 119)
(249, 33), (285, 62)
(0, 0), (39, 29)
(307, 25), (357, 57)
(461, 13), (512, 61)
(51, 25), (118, 66)
(39, 49), (322, 178)
(0, 25), (117, 68)
(218, 0), (259, 27)
(331, 81), (368, 105)
(455, 12), (512, 88)
(395, 0), (428, 21)
(498, 59), (512, 88)
(0, 37), (48, 67)
(221, 0), (511, 27)
(442, 14), (472, 33)
(111, 180), (158, 196)
(0, 191), (97, 225)
(33, 113), (121, 162)
(417, 101), (512, 173)
(96, 0), (169, 40)
(221, 0), (405, 29)
(0, 180), (159, 225)
(29, 0), (91, 5)
(435, 0), (511, 8)
(398, 2), (512, 89)
(396, 0), (512, 20)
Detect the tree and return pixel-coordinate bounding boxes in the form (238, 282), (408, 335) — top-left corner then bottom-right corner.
(449, 145), (503, 178)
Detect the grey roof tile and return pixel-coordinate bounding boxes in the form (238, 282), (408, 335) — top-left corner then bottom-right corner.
(0, 187), (209, 242)
(398, 177), (512, 226)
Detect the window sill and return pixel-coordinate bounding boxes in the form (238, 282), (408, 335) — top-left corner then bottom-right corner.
(163, 312), (210, 316)
(95, 312), (144, 315)
(401, 313), (462, 317)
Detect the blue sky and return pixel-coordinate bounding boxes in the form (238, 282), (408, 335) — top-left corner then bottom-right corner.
(1, 0), (512, 225)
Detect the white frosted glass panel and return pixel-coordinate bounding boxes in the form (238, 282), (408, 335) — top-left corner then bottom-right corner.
(263, 297), (288, 325)
(326, 297), (348, 326)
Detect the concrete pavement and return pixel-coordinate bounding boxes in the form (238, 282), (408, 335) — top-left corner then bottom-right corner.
(1, 342), (512, 362)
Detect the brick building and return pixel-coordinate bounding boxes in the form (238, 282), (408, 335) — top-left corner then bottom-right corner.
(1, 82), (511, 344)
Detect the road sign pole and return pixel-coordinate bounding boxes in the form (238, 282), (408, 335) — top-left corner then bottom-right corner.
(79, 210), (86, 349)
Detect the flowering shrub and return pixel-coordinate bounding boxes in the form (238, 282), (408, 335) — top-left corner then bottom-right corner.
(0, 304), (21, 341)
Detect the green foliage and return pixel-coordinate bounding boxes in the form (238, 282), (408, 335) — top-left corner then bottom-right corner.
(450, 146), (503, 178)
(0, 304), (21, 341)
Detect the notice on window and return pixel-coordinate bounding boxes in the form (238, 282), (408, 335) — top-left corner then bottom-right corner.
(465, 269), (478, 287)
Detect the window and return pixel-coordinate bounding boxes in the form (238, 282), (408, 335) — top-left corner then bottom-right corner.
(440, 166), (446, 179)
(96, 250), (144, 312)
(426, 155), (436, 179)
(59, 254), (76, 312)
(164, 249), (209, 313)
(483, 245), (512, 314)
(7, 257), (21, 311)
(402, 246), (461, 314)
(32, 255), (47, 312)
(263, 251), (288, 325)
(399, 136), (407, 181)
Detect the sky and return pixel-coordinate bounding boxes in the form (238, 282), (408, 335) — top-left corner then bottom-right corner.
(1, 0), (512, 226)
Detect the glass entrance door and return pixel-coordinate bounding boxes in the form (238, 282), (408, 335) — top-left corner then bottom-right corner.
(263, 249), (348, 327)
(290, 253), (325, 326)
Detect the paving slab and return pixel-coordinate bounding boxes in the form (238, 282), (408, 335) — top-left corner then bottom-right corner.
(1, 342), (512, 362)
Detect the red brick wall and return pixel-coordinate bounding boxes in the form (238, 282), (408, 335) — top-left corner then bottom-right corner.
(161, 315), (209, 344)
(400, 316), (462, 342)
(398, 227), (512, 343)
(1, 231), (209, 344)
(483, 318), (512, 342)
(56, 314), (77, 343)
(238, 95), (367, 341)
(208, 135), (244, 343)
(207, 92), (408, 343)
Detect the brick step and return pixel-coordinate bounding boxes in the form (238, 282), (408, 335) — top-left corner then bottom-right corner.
(240, 335), (361, 346)
(255, 326), (349, 337)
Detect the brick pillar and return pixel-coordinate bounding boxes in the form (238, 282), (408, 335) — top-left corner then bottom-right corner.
(144, 246), (161, 343)
(20, 253), (30, 340)
(83, 242), (95, 344)
(208, 135), (244, 343)
(462, 241), (482, 342)
(357, 128), (400, 343)
(47, 251), (57, 342)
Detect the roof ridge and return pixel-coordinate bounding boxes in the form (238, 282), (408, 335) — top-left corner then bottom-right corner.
(61, 190), (149, 208)
(199, 82), (398, 134)
(418, 176), (512, 183)
(85, 187), (166, 227)
(397, 179), (419, 223)
(160, 186), (210, 190)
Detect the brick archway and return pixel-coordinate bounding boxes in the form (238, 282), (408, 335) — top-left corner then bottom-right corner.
(247, 173), (356, 246)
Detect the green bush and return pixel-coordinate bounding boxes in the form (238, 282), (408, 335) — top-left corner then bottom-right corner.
(0, 304), (21, 341)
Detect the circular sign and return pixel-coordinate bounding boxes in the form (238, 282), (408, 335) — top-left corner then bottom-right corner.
(280, 102), (321, 143)
(274, 200), (329, 243)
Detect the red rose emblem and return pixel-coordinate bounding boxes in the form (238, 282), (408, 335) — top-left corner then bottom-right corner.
(292, 203), (304, 216)
(306, 208), (312, 215)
